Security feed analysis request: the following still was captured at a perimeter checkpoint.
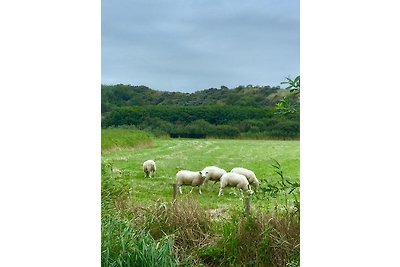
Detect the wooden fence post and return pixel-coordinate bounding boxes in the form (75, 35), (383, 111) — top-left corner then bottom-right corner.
(172, 183), (178, 203)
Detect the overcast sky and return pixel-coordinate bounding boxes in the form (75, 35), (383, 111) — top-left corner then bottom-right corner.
(102, 0), (299, 92)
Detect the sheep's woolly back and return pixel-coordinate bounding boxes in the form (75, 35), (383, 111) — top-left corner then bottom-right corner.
(143, 160), (156, 177)
(220, 172), (250, 191)
(176, 170), (205, 186)
(231, 167), (259, 187)
(143, 160), (156, 172)
(202, 166), (227, 182)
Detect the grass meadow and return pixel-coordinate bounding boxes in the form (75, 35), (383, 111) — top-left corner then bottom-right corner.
(101, 128), (154, 151)
(102, 138), (299, 208)
(101, 129), (300, 267)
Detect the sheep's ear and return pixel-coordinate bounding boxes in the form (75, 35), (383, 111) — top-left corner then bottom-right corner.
(199, 171), (202, 175)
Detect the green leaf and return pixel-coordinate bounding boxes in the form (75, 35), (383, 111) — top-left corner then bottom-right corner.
(289, 187), (298, 194)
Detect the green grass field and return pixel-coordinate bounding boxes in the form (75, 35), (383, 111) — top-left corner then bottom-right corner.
(101, 128), (154, 151)
(102, 137), (299, 210)
(101, 129), (300, 266)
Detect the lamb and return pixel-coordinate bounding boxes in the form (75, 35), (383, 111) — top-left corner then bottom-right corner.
(218, 172), (253, 197)
(231, 167), (260, 188)
(143, 160), (156, 178)
(202, 166), (227, 185)
(176, 170), (208, 194)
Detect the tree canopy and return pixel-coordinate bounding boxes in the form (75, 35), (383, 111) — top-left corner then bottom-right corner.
(101, 81), (299, 139)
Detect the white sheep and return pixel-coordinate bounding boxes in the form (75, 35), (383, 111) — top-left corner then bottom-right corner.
(176, 170), (208, 194)
(143, 160), (156, 178)
(231, 167), (260, 188)
(218, 172), (253, 197)
(202, 166), (227, 185)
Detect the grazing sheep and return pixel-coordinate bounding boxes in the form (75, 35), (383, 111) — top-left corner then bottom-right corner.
(218, 172), (253, 197)
(176, 170), (208, 194)
(202, 166), (227, 185)
(143, 160), (156, 178)
(231, 167), (260, 188)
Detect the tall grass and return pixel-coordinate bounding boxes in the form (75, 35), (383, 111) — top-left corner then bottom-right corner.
(101, 128), (154, 151)
(118, 198), (300, 267)
(199, 208), (300, 267)
(101, 161), (133, 214)
(140, 199), (214, 265)
(102, 217), (176, 267)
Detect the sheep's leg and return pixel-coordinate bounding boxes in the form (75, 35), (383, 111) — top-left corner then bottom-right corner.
(218, 188), (223, 197)
(189, 187), (194, 194)
(198, 186), (202, 194)
(239, 189), (244, 199)
(179, 186), (183, 194)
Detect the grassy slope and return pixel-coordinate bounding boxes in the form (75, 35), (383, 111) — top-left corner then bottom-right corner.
(101, 128), (154, 151)
(102, 138), (299, 210)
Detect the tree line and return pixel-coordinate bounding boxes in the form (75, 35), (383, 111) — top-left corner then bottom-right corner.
(102, 105), (299, 139)
(101, 84), (288, 114)
(101, 80), (299, 139)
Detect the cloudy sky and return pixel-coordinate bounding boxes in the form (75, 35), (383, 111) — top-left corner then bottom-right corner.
(102, 0), (299, 92)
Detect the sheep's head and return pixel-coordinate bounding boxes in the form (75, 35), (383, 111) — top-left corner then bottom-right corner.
(199, 171), (208, 180)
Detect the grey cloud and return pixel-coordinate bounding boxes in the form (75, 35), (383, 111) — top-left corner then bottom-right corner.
(102, 0), (299, 92)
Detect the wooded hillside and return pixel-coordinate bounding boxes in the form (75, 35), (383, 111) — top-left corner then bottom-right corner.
(101, 84), (299, 139)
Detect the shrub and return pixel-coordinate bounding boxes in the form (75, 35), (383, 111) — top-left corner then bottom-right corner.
(212, 125), (240, 138)
(137, 117), (174, 136)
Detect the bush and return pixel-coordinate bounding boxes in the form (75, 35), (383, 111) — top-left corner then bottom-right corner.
(137, 117), (174, 137)
(212, 125), (240, 137)
(101, 106), (274, 128)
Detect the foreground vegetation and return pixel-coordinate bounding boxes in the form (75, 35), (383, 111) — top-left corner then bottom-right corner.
(101, 129), (300, 266)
